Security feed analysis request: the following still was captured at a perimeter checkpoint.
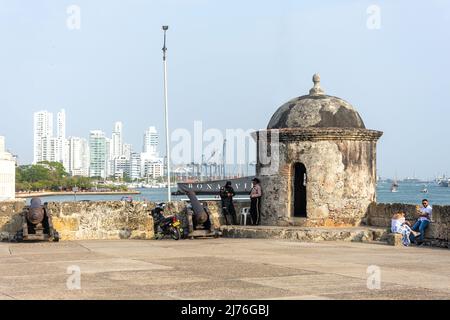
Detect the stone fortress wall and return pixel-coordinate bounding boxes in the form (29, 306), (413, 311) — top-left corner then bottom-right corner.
(0, 199), (250, 241)
(367, 202), (449, 247)
(0, 200), (448, 247)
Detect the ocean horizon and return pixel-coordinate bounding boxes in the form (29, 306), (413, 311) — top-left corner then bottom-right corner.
(21, 181), (450, 206)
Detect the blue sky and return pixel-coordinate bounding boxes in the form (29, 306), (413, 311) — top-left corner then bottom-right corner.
(0, 0), (449, 179)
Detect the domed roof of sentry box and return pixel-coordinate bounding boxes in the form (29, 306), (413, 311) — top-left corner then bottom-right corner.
(267, 74), (366, 129)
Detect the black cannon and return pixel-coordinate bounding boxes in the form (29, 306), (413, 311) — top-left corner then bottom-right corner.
(14, 198), (60, 242)
(184, 191), (221, 239)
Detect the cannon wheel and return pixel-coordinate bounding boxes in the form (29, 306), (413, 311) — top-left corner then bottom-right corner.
(13, 230), (24, 242)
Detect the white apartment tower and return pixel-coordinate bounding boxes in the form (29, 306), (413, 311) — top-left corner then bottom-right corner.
(130, 152), (141, 181)
(105, 137), (114, 178)
(122, 143), (132, 160)
(89, 130), (107, 178)
(33, 111), (53, 164)
(68, 137), (90, 177)
(111, 121), (123, 160)
(33, 109), (67, 168)
(57, 109), (66, 139)
(143, 126), (158, 156)
(140, 126), (162, 179)
(57, 109), (68, 169)
(40, 136), (59, 162)
(0, 136), (15, 200)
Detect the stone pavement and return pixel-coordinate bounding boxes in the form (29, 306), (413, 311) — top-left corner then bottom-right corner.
(0, 239), (449, 300)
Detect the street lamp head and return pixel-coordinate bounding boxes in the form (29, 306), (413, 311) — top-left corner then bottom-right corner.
(162, 25), (169, 31)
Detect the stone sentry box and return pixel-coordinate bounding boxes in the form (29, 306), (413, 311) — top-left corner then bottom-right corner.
(254, 74), (383, 227)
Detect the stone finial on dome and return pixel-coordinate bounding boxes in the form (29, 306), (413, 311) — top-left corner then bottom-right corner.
(309, 73), (325, 95)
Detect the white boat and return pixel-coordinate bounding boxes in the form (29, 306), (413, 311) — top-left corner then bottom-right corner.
(390, 180), (399, 193)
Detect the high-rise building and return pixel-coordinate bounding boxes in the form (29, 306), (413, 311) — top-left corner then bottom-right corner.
(89, 130), (106, 178)
(40, 136), (59, 162)
(68, 137), (89, 177)
(0, 136), (15, 200)
(57, 109), (66, 139)
(33, 109), (67, 168)
(105, 137), (114, 178)
(33, 110), (53, 164)
(143, 126), (158, 155)
(111, 121), (123, 159)
(142, 159), (164, 179)
(130, 152), (141, 181)
(140, 126), (161, 179)
(57, 109), (67, 170)
(122, 143), (132, 160)
(113, 155), (129, 180)
(63, 139), (71, 172)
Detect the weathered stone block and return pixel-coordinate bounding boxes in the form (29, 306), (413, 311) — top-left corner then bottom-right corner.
(386, 233), (403, 246)
(52, 216), (80, 232)
(0, 214), (23, 234)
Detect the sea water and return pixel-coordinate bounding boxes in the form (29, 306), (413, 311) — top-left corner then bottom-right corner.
(25, 181), (450, 205)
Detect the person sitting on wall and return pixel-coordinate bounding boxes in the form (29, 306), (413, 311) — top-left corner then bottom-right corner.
(219, 181), (237, 225)
(249, 178), (262, 225)
(391, 211), (420, 246)
(410, 199), (432, 245)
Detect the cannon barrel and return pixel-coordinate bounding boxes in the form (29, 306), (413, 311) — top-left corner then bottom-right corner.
(186, 191), (208, 224)
(26, 197), (45, 225)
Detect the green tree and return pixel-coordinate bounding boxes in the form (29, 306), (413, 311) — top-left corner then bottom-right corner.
(123, 173), (132, 183)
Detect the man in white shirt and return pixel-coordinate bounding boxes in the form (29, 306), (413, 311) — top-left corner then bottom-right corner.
(411, 199), (432, 244)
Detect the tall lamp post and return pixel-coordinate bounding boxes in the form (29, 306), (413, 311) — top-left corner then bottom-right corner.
(162, 25), (171, 202)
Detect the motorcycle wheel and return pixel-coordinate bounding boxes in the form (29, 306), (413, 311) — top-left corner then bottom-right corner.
(170, 227), (181, 240)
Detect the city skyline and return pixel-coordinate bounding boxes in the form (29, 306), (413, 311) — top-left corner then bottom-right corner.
(1, 1), (449, 179)
(3, 105), (447, 180)
(31, 108), (164, 180)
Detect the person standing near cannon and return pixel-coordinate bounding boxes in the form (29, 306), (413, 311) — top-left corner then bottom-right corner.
(220, 181), (237, 225)
(250, 178), (262, 225)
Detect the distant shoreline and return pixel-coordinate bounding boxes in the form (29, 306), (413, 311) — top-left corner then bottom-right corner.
(15, 190), (141, 198)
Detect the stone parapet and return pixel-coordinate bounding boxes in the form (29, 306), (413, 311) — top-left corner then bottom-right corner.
(367, 202), (450, 248)
(0, 200), (154, 241)
(220, 225), (388, 243)
(0, 200), (26, 240)
(0, 199), (252, 241)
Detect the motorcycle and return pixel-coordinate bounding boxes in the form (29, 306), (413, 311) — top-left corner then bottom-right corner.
(151, 203), (183, 240)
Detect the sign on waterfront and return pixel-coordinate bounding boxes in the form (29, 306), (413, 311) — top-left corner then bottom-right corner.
(176, 177), (254, 195)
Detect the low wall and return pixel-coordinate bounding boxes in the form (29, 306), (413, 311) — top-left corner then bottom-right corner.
(0, 199), (252, 241)
(48, 201), (155, 240)
(8, 199), (446, 245)
(1, 200), (155, 241)
(367, 203), (450, 247)
(0, 200), (26, 240)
